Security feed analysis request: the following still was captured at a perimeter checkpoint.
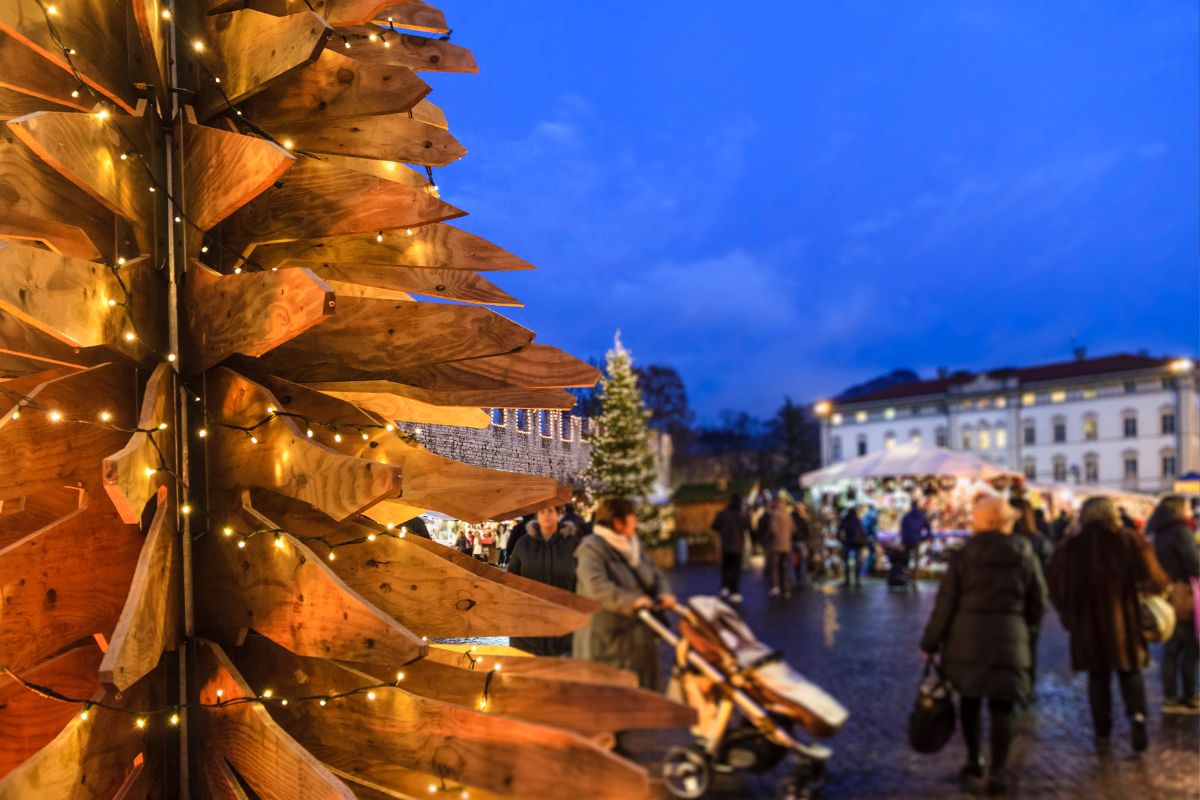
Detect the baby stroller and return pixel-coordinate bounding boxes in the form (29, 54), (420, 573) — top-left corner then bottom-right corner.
(639, 597), (848, 799)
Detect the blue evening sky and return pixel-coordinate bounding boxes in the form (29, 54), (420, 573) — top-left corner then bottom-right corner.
(431, 1), (1199, 420)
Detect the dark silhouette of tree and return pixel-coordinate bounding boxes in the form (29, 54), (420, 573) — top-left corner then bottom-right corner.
(766, 397), (821, 488)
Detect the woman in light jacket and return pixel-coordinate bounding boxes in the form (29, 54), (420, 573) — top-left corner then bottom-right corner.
(574, 497), (676, 689)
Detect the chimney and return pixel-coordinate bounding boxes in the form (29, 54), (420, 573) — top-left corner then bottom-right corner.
(936, 366), (948, 379)
(1073, 346), (1087, 362)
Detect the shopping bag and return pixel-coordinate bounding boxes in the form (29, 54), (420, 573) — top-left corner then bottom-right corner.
(908, 659), (956, 754)
(1137, 590), (1176, 643)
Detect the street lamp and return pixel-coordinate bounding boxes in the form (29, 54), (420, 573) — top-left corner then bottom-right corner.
(1168, 358), (1194, 374)
(814, 400), (832, 418)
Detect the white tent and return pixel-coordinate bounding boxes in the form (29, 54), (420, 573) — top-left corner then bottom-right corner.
(801, 443), (1017, 486)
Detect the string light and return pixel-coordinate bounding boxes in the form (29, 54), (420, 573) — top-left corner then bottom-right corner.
(168, 713), (180, 726)
(135, 717), (146, 729)
(161, 8), (171, 19)
(192, 39), (205, 52)
(197, 427), (208, 438)
(48, 410), (62, 422)
(281, 139), (295, 151)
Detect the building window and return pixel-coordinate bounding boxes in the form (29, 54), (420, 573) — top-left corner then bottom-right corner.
(935, 427), (947, 448)
(1021, 392), (1036, 406)
(1162, 451), (1177, 478)
(1162, 411), (1176, 435)
(1162, 377), (1177, 390)
(831, 413), (844, 425)
(1083, 415), (1098, 441)
(490, 408), (506, 426)
(1053, 417), (1066, 443)
(995, 426), (1007, 449)
(831, 436), (842, 462)
(978, 427), (991, 450)
(1023, 458), (1037, 480)
(854, 410), (867, 423)
(884, 407), (896, 420)
(1023, 421), (1036, 446)
(909, 429), (922, 445)
(1084, 454), (1099, 484)
(996, 396), (1008, 409)
(516, 409), (531, 432)
(856, 436), (867, 456)
(539, 411), (553, 437)
(1124, 381), (1137, 394)
(1050, 390), (1066, 404)
(961, 428), (973, 450)
(1123, 455), (1138, 481)
(1123, 413), (1137, 438)
(884, 431), (896, 449)
(1052, 456), (1067, 482)
(561, 414), (574, 440)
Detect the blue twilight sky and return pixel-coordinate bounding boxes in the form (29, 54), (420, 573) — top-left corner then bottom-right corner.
(429, 1), (1199, 421)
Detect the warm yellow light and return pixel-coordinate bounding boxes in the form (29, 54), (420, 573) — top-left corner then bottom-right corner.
(368, 33), (378, 41)
(366, 691), (376, 701)
(386, 522), (396, 530)
(161, 8), (171, 19)
(48, 410), (63, 422)
(197, 427), (208, 438)
(383, 40), (391, 48)
(237, 540), (246, 549)
(813, 400), (832, 417)
(266, 405), (277, 414)
(168, 713), (180, 726)
(385, 423), (395, 431)
(135, 718), (146, 729)
(262, 689), (273, 699)
(273, 537), (284, 549)
(192, 39), (204, 52)
(367, 533), (377, 541)
(222, 527), (234, 537)
(406, 228), (413, 236)
(79, 709), (89, 721)
(181, 504), (192, 515)
(376, 232), (383, 242)
(281, 138), (295, 151)
(167, 353), (176, 362)
(306, 427), (314, 438)
(249, 435), (258, 444)
(95, 108), (109, 121)
(144, 467), (156, 478)
(361, 431), (369, 440)
(124, 331), (137, 342)
(46, 5), (57, 14)
(158, 422), (168, 430)
(1169, 358), (1194, 374)
(319, 699), (327, 706)
(327, 550), (336, 561)
(280, 699), (288, 706)
(106, 298), (117, 307)
(216, 689), (224, 699)
(395, 671), (405, 681)
(333, 433), (343, 443)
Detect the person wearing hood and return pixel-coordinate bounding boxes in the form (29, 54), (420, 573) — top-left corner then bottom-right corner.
(574, 497), (676, 689)
(1147, 494), (1200, 714)
(506, 504), (581, 656)
(921, 496), (1047, 796)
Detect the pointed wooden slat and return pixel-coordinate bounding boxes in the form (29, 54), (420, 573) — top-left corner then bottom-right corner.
(0, 689), (142, 798)
(0, 644), (103, 779)
(0, 495), (142, 671)
(232, 641), (656, 800)
(250, 490), (596, 638)
(276, 114), (465, 166)
(256, 297), (534, 382)
(0, 365), (78, 413)
(0, 484), (83, 551)
(385, 344), (601, 391)
(102, 364), (173, 524)
(196, 501), (425, 665)
(195, 10), (331, 119)
(0, 132), (119, 261)
(306, 379), (579, 411)
(312, 264), (519, 306)
(182, 264), (334, 373)
(7, 111), (155, 250)
(99, 487), (179, 691)
(316, 154), (433, 187)
(319, 280), (413, 302)
(206, 368), (402, 520)
(313, 386), (489, 428)
(182, 122), (295, 232)
(331, 28), (476, 73)
(131, 0), (171, 110)
(0, 35), (90, 112)
(426, 644), (638, 688)
(371, 2), (448, 34)
(0, 0), (136, 112)
(248, 224), (533, 272)
(408, 98), (446, 128)
(214, 158), (464, 258)
(0, 86), (73, 120)
(240, 50), (429, 127)
(195, 641), (357, 800)
(0, 308), (107, 370)
(0, 350), (83, 378)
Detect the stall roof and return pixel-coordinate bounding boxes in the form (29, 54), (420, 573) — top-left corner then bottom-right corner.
(801, 444), (1016, 486)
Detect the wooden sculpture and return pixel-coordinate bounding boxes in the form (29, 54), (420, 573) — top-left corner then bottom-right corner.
(0, 1), (693, 796)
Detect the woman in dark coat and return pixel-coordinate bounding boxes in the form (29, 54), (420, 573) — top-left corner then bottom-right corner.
(506, 505), (580, 656)
(1010, 497), (1052, 699)
(1049, 496), (1169, 752)
(1147, 494), (1200, 713)
(574, 497), (675, 689)
(921, 496), (1047, 795)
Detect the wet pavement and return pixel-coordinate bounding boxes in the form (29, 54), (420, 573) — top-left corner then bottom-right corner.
(632, 564), (1200, 800)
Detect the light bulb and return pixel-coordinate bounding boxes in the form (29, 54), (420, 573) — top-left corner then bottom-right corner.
(327, 550), (336, 561)
(385, 423), (395, 431)
(344, 39), (350, 48)
(249, 435), (258, 444)
(386, 522), (396, 530)
(124, 331), (136, 342)
(216, 689), (224, 699)
(117, 257), (126, 266)
(144, 467), (156, 478)
(376, 231), (383, 242)
(167, 353), (176, 362)
(46, 4), (57, 13)
(383, 40), (391, 48)
(200, 245), (208, 253)
(262, 690), (273, 699)
(406, 228), (413, 236)
(192, 39), (204, 52)
(174, 216), (181, 223)
(107, 298), (117, 307)
(281, 139), (294, 151)
(222, 527), (234, 537)
(48, 410), (62, 422)
(367, 533), (377, 542)
(79, 709), (89, 721)
(10, 410), (18, 419)
(158, 422), (168, 430)
(197, 427), (208, 438)
(361, 431), (369, 440)
(319, 699), (327, 706)
(119, 153), (127, 161)
(334, 433), (343, 443)
(273, 536), (283, 549)
(237, 540), (246, 549)
(366, 691), (376, 701)
(135, 718), (146, 729)
(71, 88), (80, 98)
(233, 266), (241, 274)
(161, 8), (171, 19)
(168, 713), (180, 726)
(280, 699), (288, 706)
(181, 504), (192, 515)
(305, 427), (314, 438)
(368, 33), (378, 42)
(395, 671), (405, 681)
(266, 405), (276, 414)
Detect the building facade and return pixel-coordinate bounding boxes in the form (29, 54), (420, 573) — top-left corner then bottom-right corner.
(817, 353), (1199, 493)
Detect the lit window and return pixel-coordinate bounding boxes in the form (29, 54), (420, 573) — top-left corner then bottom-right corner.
(1050, 390), (1066, 403)
(976, 398), (990, 410)
(490, 408), (505, 426)
(1022, 392), (1036, 406)
(1083, 417), (1097, 441)
(962, 429), (973, 450)
(884, 407), (896, 420)
(831, 413), (844, 426)
(995, 397), (1007, 409)
(1162, 412), (1176, 435)
(1082, 387), (1097, 400)
(884, 432), (896, 449)
(978, 429), (991, 450)
(910, 430), (922, 445)
(995, 427), (1007, 449)
(516, 409), (530, 432)
(855, 410), (868, 423)
(560, 414), (574, 440)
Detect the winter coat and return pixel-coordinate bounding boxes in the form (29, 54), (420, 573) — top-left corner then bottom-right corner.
(792, 512), (811, 552)
(405, 516), (431, 539)
(712, 506), (750, 554)
(1152, 522), (1200, 583)
(920, 532), (1047, 701)
(573, 531), (670, 689)
(1017, 530), (1053, 576)
(899, 508), (931, 547)
(506, 521), (580, 655)
(765, 505), (797, 554)
(838, 510), (865, 549)
(1049, 525), (1169, 673)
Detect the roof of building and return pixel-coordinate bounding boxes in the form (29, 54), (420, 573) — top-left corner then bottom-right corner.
(835, 353), (1173, 405)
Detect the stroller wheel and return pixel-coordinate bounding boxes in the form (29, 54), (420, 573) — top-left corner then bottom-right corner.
(778, 758), (826, 800)
(662, 745), (712, 799)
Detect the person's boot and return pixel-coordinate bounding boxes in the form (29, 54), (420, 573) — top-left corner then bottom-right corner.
(1130, 713), (1148, 753)
(985, 770), (1009, 796)
(959, 758), (985, 792)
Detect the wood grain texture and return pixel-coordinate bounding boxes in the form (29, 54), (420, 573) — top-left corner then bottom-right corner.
(241, 50), (429, 127)
(0, 35), (90, 112)
(182, 264), (333, 373)
(195, 640), (357, 800)
(331, 28), (476, 73)
(312, 386), (490, 428)
(0, 308), (103, 371)
(0, 494), (142, 672)
(0, 87), (73, 120)
(201, 756), (254, 800)
(196, 500), (425, 665)
(426, 644), (639, 688)
(248, 224), (534, 272)
(302, 263), (519, 306)
(256, 297), (534, 382)
(131, 0), (170, 110)
(101, 363), (173, 524)
(99, 487), (179, 691)
(0, 483), (83, 551)
(383, 344), (601, 391)
(214, 157), (463, 258)
(195, 9), (331, 119)
(232, 641), (656, 800)
(277, 114), (465, 166)
(371, 2), (448, 34)
(0, 0), (136, 112)
(0, 644), (103, 779)
(182, 122), (295, 232)
(206, 368), (402, 521)
(305, 379), (580, 411)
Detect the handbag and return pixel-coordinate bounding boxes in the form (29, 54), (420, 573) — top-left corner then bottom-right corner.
(908, 659), (956, 754)
(1168, 580), (1195, 622)
(1137, 590), (1177, 643)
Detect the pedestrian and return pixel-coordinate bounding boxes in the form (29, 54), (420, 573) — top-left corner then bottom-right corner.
(1033, 507), (1051, 539)
(454, 528), (471, 555)
(509, 513), (534, 555)
(1146, 494), (1200, 714)
(574, 497), (677, 689)
(838, 501), (865, 588)
(1049, 509), (1072, 544)
(862, 504), (880, 577)
(470, 529), (485, 561)
(711, 494), (750, 602)
(1048, 496), (1169, 753)
(765, 496), (797, 599)
(481, 525), (498, 565)
(563, 500), (593, 536)
(506, 504), (581, 656)
(899, 497), (932, 586)
(1010, 497), (1052, 702)
(497, 524), (511, 566)
(792, 503), (812, 588)
(920, 496), (1047, 795)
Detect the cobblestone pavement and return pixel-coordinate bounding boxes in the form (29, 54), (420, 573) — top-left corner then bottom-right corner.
(630, 564), (1199, 800)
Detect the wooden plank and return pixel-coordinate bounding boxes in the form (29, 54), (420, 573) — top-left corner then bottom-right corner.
(182, 264), (334, 373)
(319, 281), (413, 302)
(0, 494), (142, 672)
(131, 0), (170, 110)
(206, 368), (403, 520)
(99, 486), (179, 691)
(7, 111), (155, 251)
(408, 99), (446, 128)
(305, 379), (580, 411)
(232, 640), (656, 800)
(195, 640), (357, 800)
(0, 643), (103, 778)
(0, 0), (136, 112)
(256, 297), (534, 382)
(0, 35), (90, 112)
(303, 263), (519, 306)
(313, 387), (489, 428)
(0, 132), (118, 261)
(196, 500), (425, 665)
(384, 344), (601, 391)
(426, 644), (639, 688)
(195, 10), (331, 119)
(331, 28), (476, 73)
(215, 157), (464, 258)
(201, 756), (253, 800)
(0, 484), (83, 550)
(240, 50), (429, 127)
(0, 309), (105, 370)
(0, 86), (73, 120)
(274, 114), (465, 166)
(101, 364), (173, 524)
(182, 121), (295, 232)
(0, 689), (142, 798)
(249, 490), (596, 638)
(371, 2), (448, 35)
(0, 351), (84, 378)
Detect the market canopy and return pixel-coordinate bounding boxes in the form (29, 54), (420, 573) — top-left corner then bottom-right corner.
(801, 444), (1018, 486)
